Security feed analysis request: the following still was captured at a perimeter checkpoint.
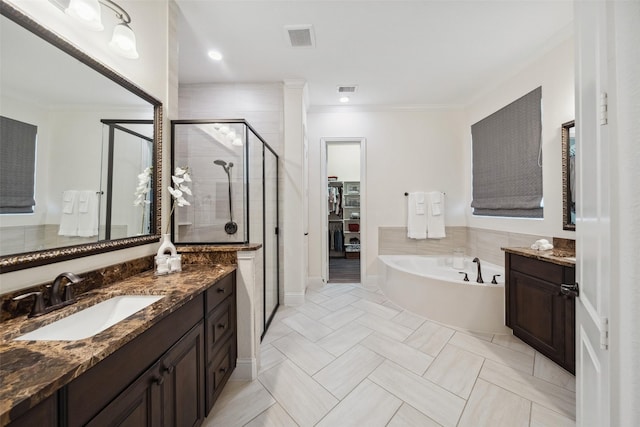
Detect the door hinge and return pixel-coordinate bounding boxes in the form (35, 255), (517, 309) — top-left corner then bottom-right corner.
(275, 227), (279, 235)
(600, 317), (609, 350)
(600, 92), (608, 125)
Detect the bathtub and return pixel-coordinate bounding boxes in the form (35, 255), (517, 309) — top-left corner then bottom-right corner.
(378, 255), (509, 334)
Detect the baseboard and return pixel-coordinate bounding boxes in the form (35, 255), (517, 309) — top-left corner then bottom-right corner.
(362, 275), (379, 289)
(307, 276), (324, 289)
(230, 357), (257, 381)
(284, 292), (305, 306)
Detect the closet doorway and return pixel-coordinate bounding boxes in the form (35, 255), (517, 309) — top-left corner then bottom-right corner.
(321, 139), (365, 284)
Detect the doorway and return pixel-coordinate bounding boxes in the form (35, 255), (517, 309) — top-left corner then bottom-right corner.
(322, 139), (365, 284)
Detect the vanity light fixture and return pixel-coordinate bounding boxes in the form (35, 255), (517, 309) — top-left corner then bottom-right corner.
(64, 0), (139, 59)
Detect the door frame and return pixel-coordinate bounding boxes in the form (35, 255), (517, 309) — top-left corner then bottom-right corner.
(320, 137), (367, 285)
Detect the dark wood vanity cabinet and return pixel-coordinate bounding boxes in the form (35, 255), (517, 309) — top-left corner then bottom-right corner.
(62, 271), (236, 427)
(7, 394), (57, 427)
(505, 254), (575, 374)
(204, 273), (237, 414)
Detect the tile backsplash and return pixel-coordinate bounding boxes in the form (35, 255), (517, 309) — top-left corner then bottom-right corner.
(378, 227), (551, 266)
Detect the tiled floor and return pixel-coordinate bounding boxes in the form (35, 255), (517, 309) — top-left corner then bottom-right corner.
(204, 283), (576, 427)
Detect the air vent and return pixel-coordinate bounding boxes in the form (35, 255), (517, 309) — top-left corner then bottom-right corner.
(284, 25), (315, 48)
(337, 85), (358, 94)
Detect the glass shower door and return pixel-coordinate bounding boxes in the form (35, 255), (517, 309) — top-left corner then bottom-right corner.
(264, 146), (279, 334)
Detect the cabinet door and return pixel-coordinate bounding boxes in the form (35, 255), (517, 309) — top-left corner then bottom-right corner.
(7, 394), (56, 427)
(509, 271), (566, 365)
(86, 363), (162, 427)
(161, 322), (205, 427)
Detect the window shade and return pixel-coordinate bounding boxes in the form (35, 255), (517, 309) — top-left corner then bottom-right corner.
(471, 87), (543, 218)
(0, 116), (37, 214)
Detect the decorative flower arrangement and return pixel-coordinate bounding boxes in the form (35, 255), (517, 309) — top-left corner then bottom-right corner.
(133, 166), (152, 234)
(166, 166), (192, 234)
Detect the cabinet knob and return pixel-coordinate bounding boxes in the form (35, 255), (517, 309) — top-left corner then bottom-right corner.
(217, 323), (226, 329)
(216, 287), (225, 294)
(163, 363), (174, 374)
(219, 367), (227, 374)
(153, 375), (165, 385)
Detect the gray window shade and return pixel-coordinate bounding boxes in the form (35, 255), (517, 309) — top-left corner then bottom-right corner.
(471, 86), (543, 218)
(0, 116), (37, 214)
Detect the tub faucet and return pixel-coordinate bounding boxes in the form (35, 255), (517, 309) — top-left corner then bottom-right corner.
(472, 257), (484, 283)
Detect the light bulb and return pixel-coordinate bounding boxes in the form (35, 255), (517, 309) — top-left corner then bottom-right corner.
(340, 96), (350, 103)
(208, 50), (223, 61)
(66, 0), (103, 31)
(109, 23), (139, 59)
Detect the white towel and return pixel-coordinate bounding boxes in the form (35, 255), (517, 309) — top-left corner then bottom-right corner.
(427, 192), (446, 239)
(407, 192), (427, 239)
(77, 191), (99, 237)
(415, 192), (425, 215)
(62, 190), (76, 214)
(59, 190), (79, 236)
(429, 191), (442, 216)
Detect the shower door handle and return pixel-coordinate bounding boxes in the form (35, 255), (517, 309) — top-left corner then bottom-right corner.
(304, 232), (308, 236)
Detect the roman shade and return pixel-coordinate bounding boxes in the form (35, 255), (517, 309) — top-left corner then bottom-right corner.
(0, 116), (37, 214)
(471, 87), (543, 218)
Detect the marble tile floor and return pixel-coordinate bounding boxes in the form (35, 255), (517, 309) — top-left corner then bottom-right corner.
(204, 283), (576, 427)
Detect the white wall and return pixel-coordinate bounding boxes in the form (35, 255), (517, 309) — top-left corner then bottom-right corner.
(307, 109), (468, 281)
(464, 37), (575, 238)
(327, 142), (360, 182)
(2, 0), (170, 294)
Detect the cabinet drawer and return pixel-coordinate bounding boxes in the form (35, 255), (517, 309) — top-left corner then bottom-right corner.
(206, 337), (235, 413)
(207, 297), (234, 357)
(510, 254), (563, 283)
(206, 273), (234, 313)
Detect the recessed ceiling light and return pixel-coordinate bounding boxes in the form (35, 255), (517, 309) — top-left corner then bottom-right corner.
(208, 50), (223, 61)
(340, 96), (350, 103)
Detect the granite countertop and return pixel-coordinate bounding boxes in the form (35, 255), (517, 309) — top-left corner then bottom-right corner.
(502, 247), (576, 267)
(178, 243), (262, 252)
(0, 264), (235, 425)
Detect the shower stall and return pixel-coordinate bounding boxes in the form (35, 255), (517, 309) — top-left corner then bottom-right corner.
(171, 120), (280, 336)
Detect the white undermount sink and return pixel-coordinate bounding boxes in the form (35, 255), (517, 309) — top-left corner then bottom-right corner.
(14, 295), (164, 341)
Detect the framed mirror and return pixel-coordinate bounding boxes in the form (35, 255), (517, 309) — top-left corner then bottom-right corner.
(0, 2), (162, 272)
(561, 120), (575, 231)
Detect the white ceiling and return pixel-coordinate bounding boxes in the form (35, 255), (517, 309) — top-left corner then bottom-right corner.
(176, 0), (573, 109)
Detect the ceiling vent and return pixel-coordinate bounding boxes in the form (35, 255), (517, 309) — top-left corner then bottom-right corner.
(284, 25), (315, 48)
(337, 85), (358, 94)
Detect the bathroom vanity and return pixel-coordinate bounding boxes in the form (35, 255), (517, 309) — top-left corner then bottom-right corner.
(1, 265), (236, 426)
(503, 248), (576, 374)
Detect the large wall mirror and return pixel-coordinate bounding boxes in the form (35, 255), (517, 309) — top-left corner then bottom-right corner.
(0, 3), (162, 272)
(561, 120), (575, 231)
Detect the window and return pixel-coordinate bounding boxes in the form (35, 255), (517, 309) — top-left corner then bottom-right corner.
(471, 87), (543, 218)
(0, 116), (37, 214)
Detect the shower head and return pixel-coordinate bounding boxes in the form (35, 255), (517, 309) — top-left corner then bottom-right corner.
(213, 160), (227, 167)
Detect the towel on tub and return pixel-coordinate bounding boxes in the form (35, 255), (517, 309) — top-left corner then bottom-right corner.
(77, 191), (99, 237)
(407, 192), (427, 239)
(427, 191), (446, 239)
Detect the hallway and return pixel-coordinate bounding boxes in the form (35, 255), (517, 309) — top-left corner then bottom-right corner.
(205, 283), (576, 426)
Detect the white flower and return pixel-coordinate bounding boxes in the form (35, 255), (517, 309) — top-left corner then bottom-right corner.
(175, 167), (187, 176)
(167, 186), (183, 199)
(182, 173), (192, 183)
(176, 197), (191, 207)
(179, 184), (192, 195)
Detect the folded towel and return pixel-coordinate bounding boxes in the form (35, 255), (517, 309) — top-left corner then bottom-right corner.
(62, 190), (77, 214)
(427, 192), (446, 239)
(530, 239), (553, 250)
(415, 192), (425, 215)
(407, 192), (427, 239)
(77, 191), (99, 237)
(429, 191), (442, 216)
(78, 192), (90, 213)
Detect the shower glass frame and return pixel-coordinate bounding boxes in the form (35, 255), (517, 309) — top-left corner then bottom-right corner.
(171, 119), (280, 335)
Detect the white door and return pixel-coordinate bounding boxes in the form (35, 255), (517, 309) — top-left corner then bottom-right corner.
(575, 1), (610, 425)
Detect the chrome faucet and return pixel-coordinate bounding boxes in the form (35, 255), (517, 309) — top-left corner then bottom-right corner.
(472, 257), (484, 283)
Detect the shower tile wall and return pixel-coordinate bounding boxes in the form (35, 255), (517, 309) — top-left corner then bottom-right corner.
(378, 227), (551, 266)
